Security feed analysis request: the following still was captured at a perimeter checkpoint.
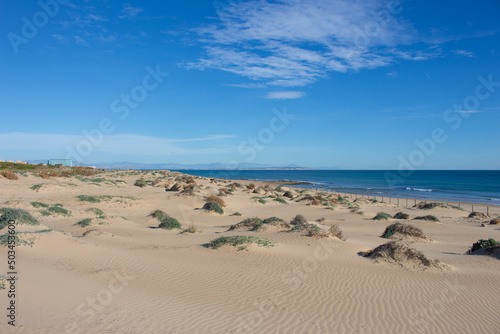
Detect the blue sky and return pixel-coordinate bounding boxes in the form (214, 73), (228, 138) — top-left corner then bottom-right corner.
(0, 0), (499, 169)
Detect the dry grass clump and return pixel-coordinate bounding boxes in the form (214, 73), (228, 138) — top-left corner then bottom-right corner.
(205, 195), (226, 207)
(414, 215), (440, 222)
(468, 212), (489, 219)
(1, 170), (19, 180)
(307, 224), (347, 240)
(381, 223), (430, 241)
(393, 212), (410, 219)
(373, 212), (392, 221)
(181, 224), (200, 234)
(363, 241), (448, 270)
(207, 235), (276, 251)
(414, 201), (464, 211)
(253, 217), (290, 232)
(246, 183), (256, 190)
(489, 217), (500, 225)
(228, 218), (262, 231)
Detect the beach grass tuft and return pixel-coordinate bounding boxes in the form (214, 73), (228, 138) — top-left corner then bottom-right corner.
(373, 212), (392, 221)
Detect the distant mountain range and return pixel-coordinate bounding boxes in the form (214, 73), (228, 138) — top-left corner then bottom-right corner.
(26, 160), (310, 170)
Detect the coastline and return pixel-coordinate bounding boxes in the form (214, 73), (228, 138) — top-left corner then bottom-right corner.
(178, 169), (500, 207)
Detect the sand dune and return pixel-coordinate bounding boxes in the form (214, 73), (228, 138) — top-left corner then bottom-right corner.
(1, 170), (499, 333)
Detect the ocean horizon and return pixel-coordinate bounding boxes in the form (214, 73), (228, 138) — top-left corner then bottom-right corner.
(177, 169), (500, 206)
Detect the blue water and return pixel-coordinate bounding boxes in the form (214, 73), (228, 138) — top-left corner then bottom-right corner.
(177, 170), (500, 205)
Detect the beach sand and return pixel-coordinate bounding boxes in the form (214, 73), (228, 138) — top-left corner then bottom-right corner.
(1, 169), (499, 333)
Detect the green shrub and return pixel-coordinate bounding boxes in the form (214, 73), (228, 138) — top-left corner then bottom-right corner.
(134, 180), (148, 187)
(47, 206), (71, 216)
(86, 208), (105, 218)
(273, 198), (287, 204)
(230, 212), (242, 216)
(30, 184), (43, 191)
(229, 217), (262, 231)
(468, 238), (500, 253)
(75, 218), (92, 227)
(373, 212), (392, 221)
(203, 201), (224, 214)
(77, 195), (101, 203)
(207, 236), (276, 251)
(0, 208), (39, 229)
(158, 217), (181, 230)
(31, 202), (49, 208)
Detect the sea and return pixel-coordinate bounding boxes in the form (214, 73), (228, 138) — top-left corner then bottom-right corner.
(176, 170), (500, 206)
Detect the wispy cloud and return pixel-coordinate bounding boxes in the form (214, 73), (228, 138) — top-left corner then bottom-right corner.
(186, 0), (441, 87)
(458, 110), (481, 114)
(0, 133), (235, 157)
(119, 4), (143, 19)
(453, 49), (476, 57)
(266, 91), (305, 99)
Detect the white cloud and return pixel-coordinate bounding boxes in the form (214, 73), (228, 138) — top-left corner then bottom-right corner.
(458, 110), (481, 114)
(186, 0), (434, 87)
(119, 4), (143, 19)
(0, 133), (235, 157)
(453, 49), (476, 57)
(266, 91), (305, 99)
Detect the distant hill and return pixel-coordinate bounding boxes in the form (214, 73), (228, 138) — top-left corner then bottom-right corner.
(81, 161), (309, 170)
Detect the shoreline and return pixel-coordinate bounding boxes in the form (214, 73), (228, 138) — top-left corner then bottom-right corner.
(178, 170), (500, 208)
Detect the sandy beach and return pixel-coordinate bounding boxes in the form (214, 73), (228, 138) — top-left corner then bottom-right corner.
(1, 169), (499, 333)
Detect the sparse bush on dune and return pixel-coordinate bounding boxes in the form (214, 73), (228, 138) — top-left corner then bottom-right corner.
(30, 184), (43, 191)
(273, 197), (287, 204)
(414, 201), (464, 211)
(228, 217), (262, 231)
(283, 191), (294, 199)
(467, 238), (500, 254)
(1, 170), (19, 180)
(151, 209), (169, 221)
(205, 195), (226, 207)
(468, 212), (489, 219)
(373, 212), (392, 221)
(75, 218), (93, 228)
(381, 223), (429, 241)
(0, 208), (39, 229)
(490, 218), (500, 225)
(134, 179), (149, 187)
(414, 215), (440, 222)
(305, 223), (346, 240)
(290, 214), (309, 232)
(246, 183), (256, 190)
(393, 212), (410, 219)
(231, 212), (242, 216)
(363, 241), (447, 270)
(203, 201), (224, 214)
(47, 206), (71, 216)
(158, 217), (181, 230)
(207, 235), (276, 251)
(86, 208), (106, 218)
(329, 224), (347, 240)
(31, 202), (49, 208)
